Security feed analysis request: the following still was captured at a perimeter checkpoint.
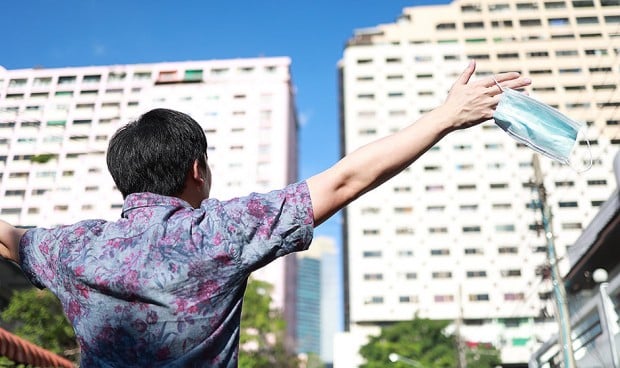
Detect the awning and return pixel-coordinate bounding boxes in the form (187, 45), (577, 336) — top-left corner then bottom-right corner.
(0, 327), (74, 367)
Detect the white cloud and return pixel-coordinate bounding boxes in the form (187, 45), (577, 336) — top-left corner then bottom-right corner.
(298, 110), (313, 127)
(92, 43), (106, 56)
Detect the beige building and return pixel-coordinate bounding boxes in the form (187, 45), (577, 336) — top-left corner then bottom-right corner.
(337, 0), (619, 365)
(0, 57), (301, 340)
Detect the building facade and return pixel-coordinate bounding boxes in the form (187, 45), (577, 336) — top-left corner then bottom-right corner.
(337, 0), (620, 365)
(0, 57), (301, 339)
(296, 236), (341, 365)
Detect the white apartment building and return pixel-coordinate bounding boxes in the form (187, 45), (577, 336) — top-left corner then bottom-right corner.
(0, 57), (301, 340)
(337, 0), (619, 365)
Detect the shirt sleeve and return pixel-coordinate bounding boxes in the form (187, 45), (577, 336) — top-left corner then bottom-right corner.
(19, 227), (63, 290)
(202, 181), (314, 272)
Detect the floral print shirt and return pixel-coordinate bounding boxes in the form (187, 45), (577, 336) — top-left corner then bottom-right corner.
(19, 182), (314, 367)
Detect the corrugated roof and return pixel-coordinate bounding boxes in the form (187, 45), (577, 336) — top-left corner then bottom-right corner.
(0, 327), (74, 368)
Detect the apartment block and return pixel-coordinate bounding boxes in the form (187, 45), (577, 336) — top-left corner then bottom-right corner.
(0, 57), (300, 340)
(337, 0), (619, 365)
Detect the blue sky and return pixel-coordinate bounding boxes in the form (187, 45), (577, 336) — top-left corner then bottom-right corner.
(1, 0), (449, 242)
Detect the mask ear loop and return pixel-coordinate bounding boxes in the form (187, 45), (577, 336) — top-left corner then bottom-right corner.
(492, 77), (505, 93)
(568, 127), (593, 174)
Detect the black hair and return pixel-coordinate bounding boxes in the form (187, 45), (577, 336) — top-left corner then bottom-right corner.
(106, 108), (208, 198)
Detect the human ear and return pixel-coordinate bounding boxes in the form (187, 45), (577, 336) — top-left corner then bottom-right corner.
(192, 159), (205, 184)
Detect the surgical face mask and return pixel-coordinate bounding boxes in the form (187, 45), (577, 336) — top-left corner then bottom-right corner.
(493, 82), (591, 170)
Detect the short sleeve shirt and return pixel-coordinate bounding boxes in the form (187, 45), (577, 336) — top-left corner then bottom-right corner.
(19, 181), (314, 367)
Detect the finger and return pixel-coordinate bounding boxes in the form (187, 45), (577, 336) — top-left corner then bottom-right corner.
(453, 60), (476, 87)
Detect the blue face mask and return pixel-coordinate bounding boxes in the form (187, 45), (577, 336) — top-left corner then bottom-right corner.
(493, 83), (590, 169)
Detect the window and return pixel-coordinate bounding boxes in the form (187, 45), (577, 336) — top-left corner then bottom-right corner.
(562, 222), (582, 230)
(490, 183), (508, 189)
(559, 201), (579, 208)
(427, 205), (445, 212)
(434, 295), (454, 302)
(496, 224), (515, 232)
(605, 15), (620, 24)
(458, 184), (476, 190)
(426, 184), (445, 193)
(498, 246), (518, 254)
(464, 248), (484, 255)
(460, 204), (478, 211)
(463, 226), (481, 233)
(577, 16), (598, 25)
(498, 52), (519, 59)
(184, 69), (203, 81)
(501, 269), (522, 277)
(431, 249), (450, 256)
(520, 19), (542, 26)
(429, 227), (448, 234)
(467, 270), (487, 278)
(545, 1), (566, 8)
(549, 17), (570, 26)
(436, 23), (456, 30)
(363, 250), (382, 258)
(527, 51), (549, 58)
(432, 271), (452, 279)
(504, 293), (525, 301)
(83, 75), (101, 83)
(405, 272), (417, 280)
(464, 21), (484, 29)
(397, 250), (414, 257)
(364, 273), (383, 281)
(55, 91), (73, 97)
(364, 296), (384, 305)
(489, 3), (510, 11)
(399, 296), (418, 303)
(357, 93), (374, 100)
(461, 4), (481, 12)
(363, 229), (380, 235)
(58, 76), (76, 85)
(493, 203), (512, 209)
(1, 208), (21, 215)
(133, 72), (151, 80)
(394, 206), (413, 214)
(573, 0), (595, 6)
(492, 20), (513, 28)
(357, 58), (373, 64)
(469, 294), (490, 302)
(517, 2), (538, 9)
(386, 57), (402, 63)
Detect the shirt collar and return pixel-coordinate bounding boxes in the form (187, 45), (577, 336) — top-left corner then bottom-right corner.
(121, 192), (192, 218)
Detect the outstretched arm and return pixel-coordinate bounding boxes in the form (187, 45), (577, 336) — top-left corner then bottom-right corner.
(307, 61), (531, 226)
(0, 220), (27, 263)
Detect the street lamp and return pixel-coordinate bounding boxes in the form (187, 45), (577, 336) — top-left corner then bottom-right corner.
(388, 353), (426, 368)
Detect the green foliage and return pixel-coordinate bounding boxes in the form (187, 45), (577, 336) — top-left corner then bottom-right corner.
(239, 278), (299, 368)
(0, 356), (30, 367)
(359, 317), (501, 368)
(465, 344), (501, 367)
(360, 318), (456, 368)
(1, 289), (77, 358)
(29, 154), (55, 164)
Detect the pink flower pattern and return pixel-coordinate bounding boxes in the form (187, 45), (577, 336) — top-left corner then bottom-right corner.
(19, 182), (314, 367)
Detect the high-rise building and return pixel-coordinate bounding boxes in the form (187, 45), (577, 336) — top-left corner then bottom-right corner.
(337, 0), (619, 365)
(296, 236), (341, 365)
(0, 57), (301, 340)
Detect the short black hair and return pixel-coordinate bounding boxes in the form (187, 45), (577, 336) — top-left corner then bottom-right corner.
(107, 108), (207, 198)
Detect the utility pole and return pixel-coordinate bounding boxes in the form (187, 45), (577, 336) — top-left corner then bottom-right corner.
(532, 154), (577, 368)
(456, 284), (467, 368)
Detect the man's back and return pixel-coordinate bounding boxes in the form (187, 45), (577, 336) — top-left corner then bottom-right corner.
(18, 184), (314, 367)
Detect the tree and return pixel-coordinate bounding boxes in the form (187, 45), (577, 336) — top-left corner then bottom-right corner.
(0, 289), (78, 360)
(239, 278), (299, 368)
(359, 317), (500, 368)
